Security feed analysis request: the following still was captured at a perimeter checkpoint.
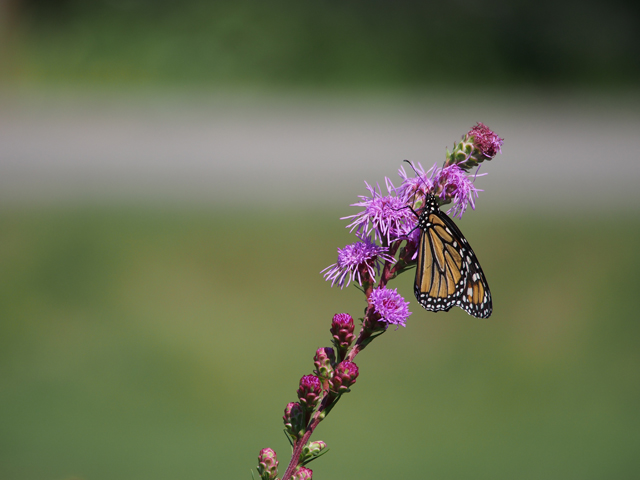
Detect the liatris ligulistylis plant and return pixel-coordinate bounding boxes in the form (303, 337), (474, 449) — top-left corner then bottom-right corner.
(255, 123), (503, 480)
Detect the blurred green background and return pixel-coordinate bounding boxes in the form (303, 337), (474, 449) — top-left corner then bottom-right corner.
(3, 0), (640, 88)
(1, 1), (640, 479)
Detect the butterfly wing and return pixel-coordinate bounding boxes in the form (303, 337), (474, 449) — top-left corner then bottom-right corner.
(414, 210), (492, 319)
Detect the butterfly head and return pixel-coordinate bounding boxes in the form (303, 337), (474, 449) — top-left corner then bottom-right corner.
(418, 193), (440, 217)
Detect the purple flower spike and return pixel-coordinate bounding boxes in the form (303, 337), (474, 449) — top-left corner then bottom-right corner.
(297, 375), (322, 410)
(369, 286), (411, 328)
(321, 237), (395, 288)
(434, 164), (481, 218)
(330, 361), (359, 394)
(468, 122), (504, 159)
(292, 466), (313, 480)
(343, 181), (415, 244)
(257, 448), (279, 480)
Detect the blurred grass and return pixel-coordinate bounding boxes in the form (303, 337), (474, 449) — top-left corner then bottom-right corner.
(7, 0), (640, 89)
(0, 206), (639, 480)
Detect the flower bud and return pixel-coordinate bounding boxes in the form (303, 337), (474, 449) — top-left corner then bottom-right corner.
(283, 402), (305, 439)
(330, 361), (359, 394)
(468, 122), (503, 159)
(257, 448), (279, 480)
(445, 123), (503, 171)
(291, 466), (313, 480)
(330, 313), (355, 351)
(313, 347), (335, 382)
(297, 375), (322, 410)
(301, 440), (327, 463)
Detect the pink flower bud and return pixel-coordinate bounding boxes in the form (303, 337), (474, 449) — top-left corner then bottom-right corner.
(283, 402), (305, 439)
(444, 122), (503, 172)
(330, 361), (359, 394)
(313, 347), (335, 381)
(297, 375), (322, 410)
(330, 313), (355, 350)
(257, 448), (279, 480)
(292, 466), (313, 480)
(467, 122), (503, 159)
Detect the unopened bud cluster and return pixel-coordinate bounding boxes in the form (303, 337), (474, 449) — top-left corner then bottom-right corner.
(330, 313), (355, 360)
(313, 347), (335, 384)
(263, 313), (360, 479)
(445, 122), (504, 171)
(283, 402), (305, 440)
(301, 440), (327, 463)
(291, 466), (313, 480)
(288, 314), (359, 433)
(257, 448), (279, 480)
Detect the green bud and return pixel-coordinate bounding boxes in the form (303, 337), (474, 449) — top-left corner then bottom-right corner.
(257, 448), (279, 480)
(300, 440), (327, 464)
(283, 402), (305, 440)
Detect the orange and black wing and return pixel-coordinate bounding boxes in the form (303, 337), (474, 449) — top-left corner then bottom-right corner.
(414, 210), (492, 318)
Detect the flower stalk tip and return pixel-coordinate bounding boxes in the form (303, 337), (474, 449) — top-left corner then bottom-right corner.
(445, 122), (503, 171)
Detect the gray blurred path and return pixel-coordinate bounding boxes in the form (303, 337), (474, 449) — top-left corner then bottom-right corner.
(1, 89), (639, 212)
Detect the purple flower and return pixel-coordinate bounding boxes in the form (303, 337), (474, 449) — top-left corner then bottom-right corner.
(343, 181), (415, 244)
(468, 122), (503, 159)
(321, 236), (395, 288)
(369, 286), (411, 327)
(397, 161), (436, 206)
(434, 164), (481, 218)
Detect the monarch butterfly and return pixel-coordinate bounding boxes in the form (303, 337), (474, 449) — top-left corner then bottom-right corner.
(414, 193), (492, 318)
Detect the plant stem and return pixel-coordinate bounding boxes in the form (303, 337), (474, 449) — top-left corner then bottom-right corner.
(280, 240), (406, 479)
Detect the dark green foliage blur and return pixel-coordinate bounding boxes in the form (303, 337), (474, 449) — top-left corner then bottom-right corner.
(1, 207), (639, 479)
(9, 0), (640, 88)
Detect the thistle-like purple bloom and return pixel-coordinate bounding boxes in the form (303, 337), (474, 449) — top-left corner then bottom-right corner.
(468, 122), (504, 159)
(397, 161), (436, 206)
(369, 286), (411, 328)
(434, 164), (481, 218)
(343, 181), (415, 244)
(321, 236), (395, 288)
